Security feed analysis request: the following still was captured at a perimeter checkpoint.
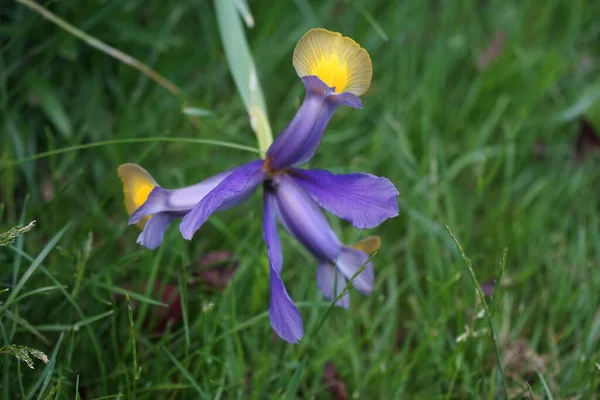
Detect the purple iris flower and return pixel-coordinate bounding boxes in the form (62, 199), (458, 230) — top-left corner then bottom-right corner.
(119, 29), (400, 343)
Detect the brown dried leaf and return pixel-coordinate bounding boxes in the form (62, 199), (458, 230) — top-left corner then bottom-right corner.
(151, 282), (182, 335)
(191, 250), (238, 291)
(574, 119), (600, 162)
(477, 32), (505, 71)
(323, 361), (348, 400)
(502, 338), (548, 374)
(533, 139), (547, 159)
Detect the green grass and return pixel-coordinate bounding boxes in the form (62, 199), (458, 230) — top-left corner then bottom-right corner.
(2, 0), (600, 398)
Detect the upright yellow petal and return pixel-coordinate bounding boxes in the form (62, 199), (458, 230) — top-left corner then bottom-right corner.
(118, 163), (158, 228)
(293, 28), (372, 96)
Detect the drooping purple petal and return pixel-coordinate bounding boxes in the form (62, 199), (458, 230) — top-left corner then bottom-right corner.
(128, 170), (233, 225)
(264, 193), (303, 343)
(291, 169), (399, 229)
(263, 192), (283, 274)
(273, 173), (341, 262)
(179, 160), (266, 240)
(317, 262), (350, 308)
(136, 212), (178, 250)
(336, 246), (374, 295)
(269, 264), (304, 343)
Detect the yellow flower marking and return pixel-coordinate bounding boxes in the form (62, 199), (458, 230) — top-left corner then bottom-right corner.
(293, 28), (372, 96)
(118, 163), (158, 229)
(310, 52), (349, 93)
(352, 236), (381, 255)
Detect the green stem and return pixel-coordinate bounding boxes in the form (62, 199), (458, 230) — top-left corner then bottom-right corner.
(0, 137), (259, 169)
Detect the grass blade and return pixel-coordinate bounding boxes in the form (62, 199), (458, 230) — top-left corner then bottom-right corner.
(162, 347), (209, 399)
(446, 225), (509, 399)
(15, 0), (180, 97)
(233, 0), (254, 27)
(0, 224), (69, 318)
(126, 294), (140, 381)
(284, 356), (308, 400)
(536, 370), (554, 400)
(0, 137), (258, 170)
(25, 333), (64, 400)
(92, 282), (168, 307)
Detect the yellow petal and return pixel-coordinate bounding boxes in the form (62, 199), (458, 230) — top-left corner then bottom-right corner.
(352, 236), (381, 255)
(117, 163), (158, 229)
(293, 28), (372, 96)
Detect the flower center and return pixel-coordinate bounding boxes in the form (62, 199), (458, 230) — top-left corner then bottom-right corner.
(310, 53), (349, 93)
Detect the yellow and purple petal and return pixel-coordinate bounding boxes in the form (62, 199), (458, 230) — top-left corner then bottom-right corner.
(118, 163), (159, 228)
(293, 28), (372, 96)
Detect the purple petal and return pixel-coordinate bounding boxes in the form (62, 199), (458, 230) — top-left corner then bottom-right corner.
(266, 77), (330, 170)
(166, 169), (232, 209)
(269, 264), (303, 343)
(128, 170), (233, 225)
(136, 212), (177, 250)
(330, 91), (363, 109)
(129, 187), (170, 225)
(263, 192), (283, 274)
(291, 169), (399, 229)
(267, 76), (365, 169)
(290, 91), (361, 165)
(273, 173), (341, 262)
(336, 247), (374, 295)
(317, 262), (350, 308)
(179, 160), (266, 240)
(291, 101), (336, 166)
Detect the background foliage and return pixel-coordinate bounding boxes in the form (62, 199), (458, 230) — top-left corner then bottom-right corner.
(1, 0), (600, 398)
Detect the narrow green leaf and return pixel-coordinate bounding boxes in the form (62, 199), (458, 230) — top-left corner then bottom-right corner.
(214, 0), (272, 155)
(446, 225), (509, 399)
(91, 282), (168, 307)
(0, 224), (69, 317)
(126, 294), (140, 380)
(556, 84), (600, 122)
(162, 347), (209, 399)
(28, 77), (72, 139)
(26, 333), (64, 400)
(4, 311), (50, 344)
(343, 0), (389, 41)
(284, 356), (308, 400)
(536, 370), (554, 400)
(233, 0), (254, 27)
(182, 107), (214, 118)
(73, 310), (114, 330)
(0, 137), (259, 170)
(75, 375), (81, 400)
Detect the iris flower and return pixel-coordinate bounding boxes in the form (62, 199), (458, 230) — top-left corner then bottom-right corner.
(118, 29), (399, 343)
